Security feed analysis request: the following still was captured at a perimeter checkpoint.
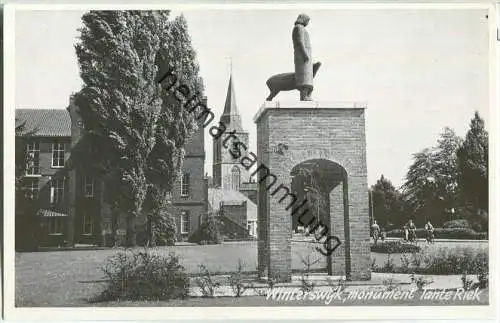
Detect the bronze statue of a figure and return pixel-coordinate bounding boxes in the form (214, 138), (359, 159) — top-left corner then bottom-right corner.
(265, 14), (319, 101)
(292, 14), (313, 101)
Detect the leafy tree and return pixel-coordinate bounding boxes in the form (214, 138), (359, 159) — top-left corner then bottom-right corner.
(144, 14), (204, 244)
(402, 148), (438, 224)
(402, 128), (464, 226)
(369, 175), (405, 229)
(457, 111), (488, 230)
(434, 127), (463, 219)
(74, 11), (203, 246)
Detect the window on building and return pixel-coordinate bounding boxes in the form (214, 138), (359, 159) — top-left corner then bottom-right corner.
(24, 178), (39, 200)
(50, 178), (65, 204)
(180, 211), (190, 234)
(84, 175), (94, 197)
(52, 142), (65, 168)
(231, 166), (241, 190)
(48, 218), (63, 234)
(25, 141), (40, 175)
(82, 214), (93, 235)
(180, 173), (190, 197)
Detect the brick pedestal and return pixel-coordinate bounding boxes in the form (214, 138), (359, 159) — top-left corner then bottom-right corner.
(254, 101), (371, 282)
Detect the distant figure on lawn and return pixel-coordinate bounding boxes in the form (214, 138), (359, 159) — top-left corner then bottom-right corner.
(406, 219), (417, 242)
(425, 220), (435, 244)
(371, 220), (381, 244)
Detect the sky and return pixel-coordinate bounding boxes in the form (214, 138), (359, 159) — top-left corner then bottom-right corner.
(14, 8), (490, 188)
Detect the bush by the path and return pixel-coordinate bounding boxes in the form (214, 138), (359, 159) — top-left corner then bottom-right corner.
(371, 241), (421, 254)
(423, 246), (488, 275)
(96, 249), (189, 302)
(189, 215), (223, 245)
(442, 219), (471, 229)
(373, 246), (488, 276)
(386, 228), (487, 240)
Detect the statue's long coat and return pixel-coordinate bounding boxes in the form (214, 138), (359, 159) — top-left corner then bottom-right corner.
(292, 24), (313, 88)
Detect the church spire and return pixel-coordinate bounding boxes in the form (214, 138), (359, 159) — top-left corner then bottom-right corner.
(220, 72), (242, 130)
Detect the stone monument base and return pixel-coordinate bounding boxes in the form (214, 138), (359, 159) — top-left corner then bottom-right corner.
(254, 101), (371, 283)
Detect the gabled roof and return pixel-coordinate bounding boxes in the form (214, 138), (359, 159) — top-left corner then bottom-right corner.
(16, 109), (71, 137)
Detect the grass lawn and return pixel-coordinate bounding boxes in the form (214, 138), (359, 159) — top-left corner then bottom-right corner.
(15, 240), (488, 307)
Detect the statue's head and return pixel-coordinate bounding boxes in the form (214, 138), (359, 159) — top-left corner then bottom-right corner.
(295, 14), (310, 26)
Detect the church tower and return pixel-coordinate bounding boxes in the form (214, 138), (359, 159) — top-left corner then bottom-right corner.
(212, 73), (250, 190)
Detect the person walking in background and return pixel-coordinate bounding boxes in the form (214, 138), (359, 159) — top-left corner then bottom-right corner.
(408, 219), (417, 243)
(425, 220), (435, 244)
(371, 220), (381, 244)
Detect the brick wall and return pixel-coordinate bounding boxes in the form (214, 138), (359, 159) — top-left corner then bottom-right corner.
(255, 102), (371, 282)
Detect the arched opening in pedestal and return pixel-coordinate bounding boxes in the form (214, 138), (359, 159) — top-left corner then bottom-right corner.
(290, 159), (351, 278)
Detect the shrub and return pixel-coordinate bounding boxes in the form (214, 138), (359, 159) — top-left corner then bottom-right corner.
(371, 241), (421, 254)
(442, 219), (471, 229)
(195, 265), (220, 297)
(383, 254), (395, 272)
(432, 228), (477, 240)
(371, 257), (379, 271)
(461, 274), (475, 291)
(477, 271), (489, 289)
(228, 259), (249, 297)
(383, 277), (398, 291)
(300, 254), (320, 292)
(189, 214), (222, 245)
(97, 248), (189, 302)
(153, 212), (177, 246)
(410, 274), (433, 291)
(373, 246), (488, 276)
(423, 247), (488, 275)
(327, 278), (347, 293)
(386, 228), (487, 240)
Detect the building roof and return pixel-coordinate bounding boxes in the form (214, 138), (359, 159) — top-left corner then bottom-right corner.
(208, 188), (257, 221)
(16, 109), (71, 137)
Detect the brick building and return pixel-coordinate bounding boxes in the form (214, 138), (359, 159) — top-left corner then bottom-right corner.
(15, 98), (208, 247)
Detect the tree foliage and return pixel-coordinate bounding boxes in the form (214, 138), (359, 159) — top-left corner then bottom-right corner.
(401, 115), (488, 229)
(369, 175), (406, 229)
(402, 128), (463, 226)
(73, 11), (203, 246)
(457, 111), (488, 229)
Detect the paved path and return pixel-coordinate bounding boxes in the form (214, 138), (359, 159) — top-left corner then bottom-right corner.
(189, 273), (480, 297)
(383, 237), (487, 243)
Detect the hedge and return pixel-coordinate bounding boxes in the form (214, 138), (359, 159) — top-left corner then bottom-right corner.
(442, 219), (471, 229)
(386, 228), (487, 240)
(371, 241), (421, 254)
(372, 246), (488, 277)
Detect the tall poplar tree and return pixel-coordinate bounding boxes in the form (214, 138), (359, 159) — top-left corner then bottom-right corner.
(457, 111), (488, 229)
(73, 11), (203, 246)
